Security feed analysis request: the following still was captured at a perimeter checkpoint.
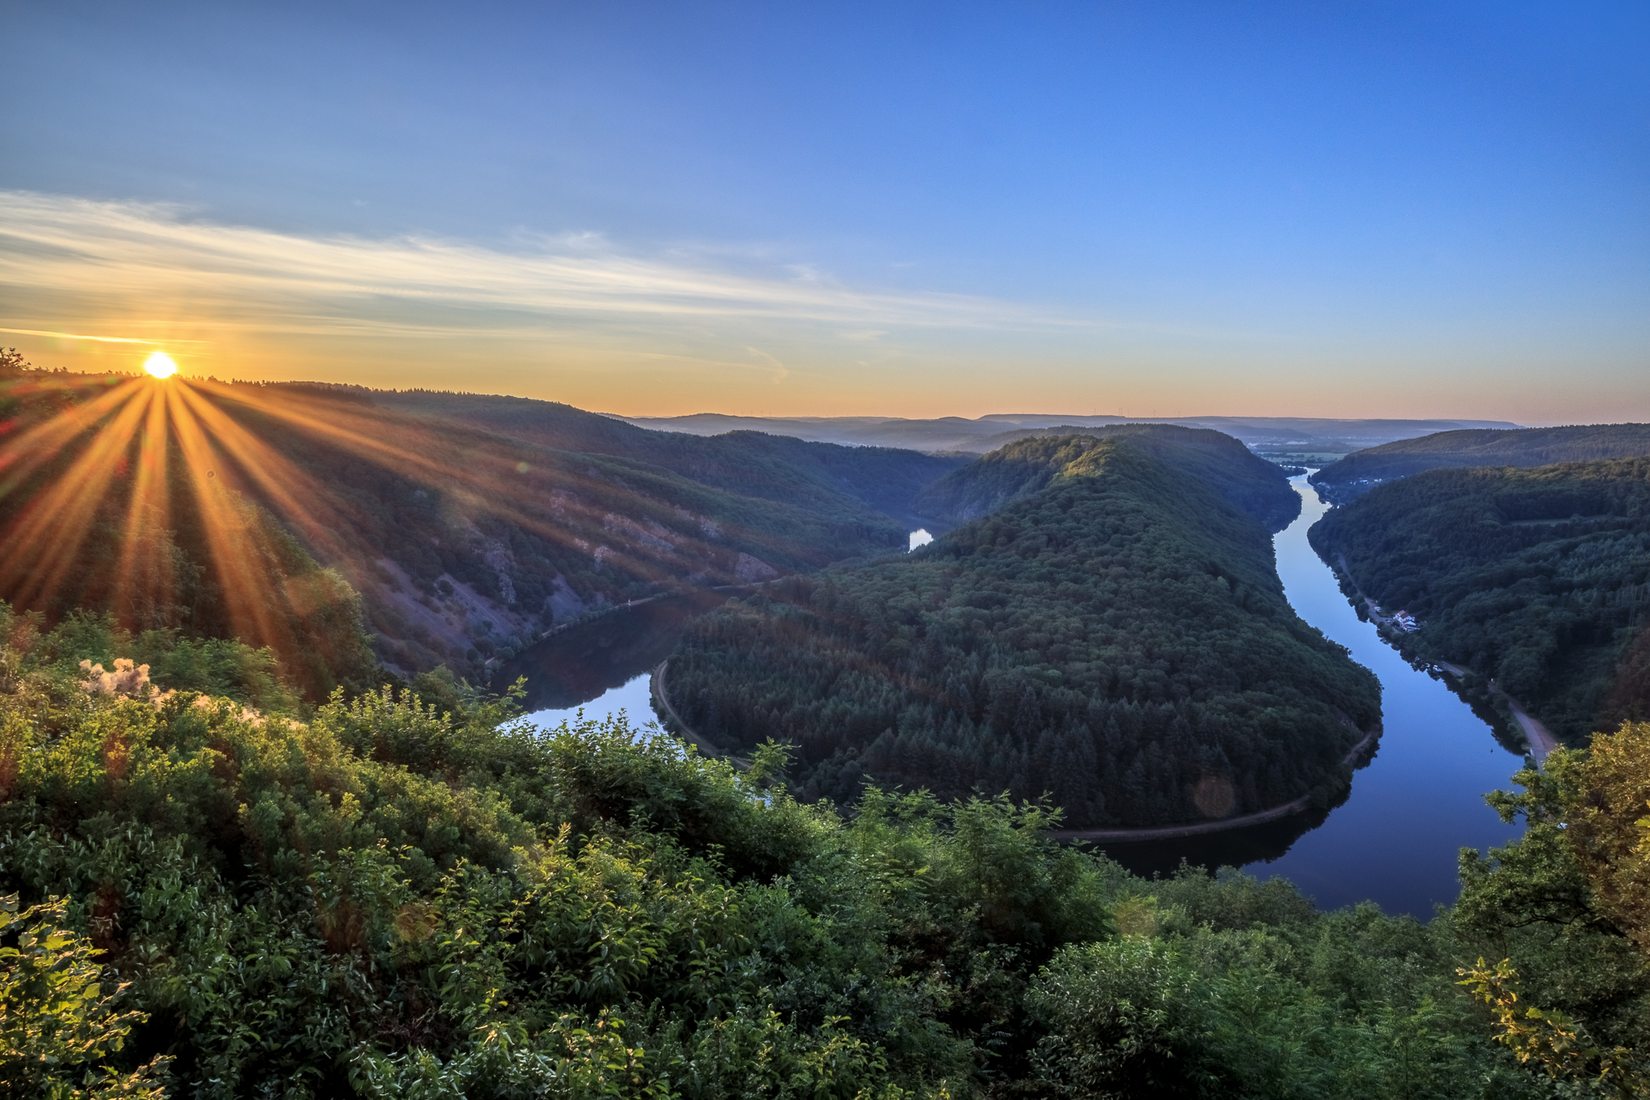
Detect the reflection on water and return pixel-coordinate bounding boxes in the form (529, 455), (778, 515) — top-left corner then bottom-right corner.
(908, 528), (933, 551)
(1099, 476), (1523, 915)
(517, 672), (655, 732)
(1094, 803), (1341, 881)
(497, 588), (731, 717)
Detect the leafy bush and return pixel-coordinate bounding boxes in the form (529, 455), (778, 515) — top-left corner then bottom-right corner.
(1, 617), (1639, 1096)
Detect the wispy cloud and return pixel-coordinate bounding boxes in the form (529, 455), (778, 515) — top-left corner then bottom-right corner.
(0, 325), (162, 345)
(744, 345), (790, 384)
(0, 191), (1086, 346)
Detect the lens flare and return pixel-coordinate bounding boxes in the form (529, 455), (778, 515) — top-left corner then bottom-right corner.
(143, 351), (179, 379)
(0, 366), (756, 670)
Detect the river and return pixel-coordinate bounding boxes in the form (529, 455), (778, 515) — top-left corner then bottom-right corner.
(502, 588), (733, 733)
(1092, 475), (1523, 914)
(1258, 474), (1524, 911)
(506, 476), (1525, 916)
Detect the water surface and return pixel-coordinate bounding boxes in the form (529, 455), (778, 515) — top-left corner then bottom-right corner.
(1100, 476), (1523, 914)
(501, 588), (730, 729)
(518, 673), (656, 732)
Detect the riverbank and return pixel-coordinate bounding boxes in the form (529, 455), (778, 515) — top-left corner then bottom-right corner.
(650, 658), (748, 765)
(509, 473), (1524, 913)
(1431, 660), (1558, 763)
(1052, 724), (1378, 842)
(1327, 554), (1557, 764)
(657, 655), (1379, 847)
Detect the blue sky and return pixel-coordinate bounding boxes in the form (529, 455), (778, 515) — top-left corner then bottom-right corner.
(2, 1), (1646, 420)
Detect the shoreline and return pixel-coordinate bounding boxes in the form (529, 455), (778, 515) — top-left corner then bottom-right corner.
(1051, 725), (1379, 843)
(1431, 659), (1558, 763)
(657, 653), (1380, 845)
(1326, 554), (1558, 764)
(650, 658), (748, 764)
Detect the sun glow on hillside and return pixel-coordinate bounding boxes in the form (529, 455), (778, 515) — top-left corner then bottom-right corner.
(143, 351), (179, 379)
(0, 368), (722, 664)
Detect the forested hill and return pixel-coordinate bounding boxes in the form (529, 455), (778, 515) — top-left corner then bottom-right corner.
(1310, 457), (1650, 745)
(1311, 423), (1650, 503)
(916, 425), (1299, 529)
(669, 431), (1380, 828)
(0, 368), (961, 691)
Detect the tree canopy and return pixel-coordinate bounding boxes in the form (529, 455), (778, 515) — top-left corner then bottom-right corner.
(1312, 424), (1650, 503)
(0, 372), (961, 686)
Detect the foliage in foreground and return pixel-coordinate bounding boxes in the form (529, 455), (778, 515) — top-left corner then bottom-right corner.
(2, 618), (1647, 1096)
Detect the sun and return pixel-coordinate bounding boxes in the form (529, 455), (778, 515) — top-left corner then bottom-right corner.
(143, 351), (179, 379)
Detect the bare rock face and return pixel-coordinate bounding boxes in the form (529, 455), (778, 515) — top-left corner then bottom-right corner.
(733, 552), (779, 583)
(368, 557), (534, 673)
(601, 511), (676, 554)
(482, 538), (517, 605)
(546, 576), (586, 622)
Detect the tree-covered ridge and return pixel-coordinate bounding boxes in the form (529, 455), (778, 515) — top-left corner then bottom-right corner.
(5, 608), (1646, 1098)
(0, 366), (962, 684)
(1311, 424), (1650, 503)
(1453, 724), (1650, 1097)
(915, 425), (1301, 529)
(1309, 458), (1650, 745)
(669, 431), (1379, 827)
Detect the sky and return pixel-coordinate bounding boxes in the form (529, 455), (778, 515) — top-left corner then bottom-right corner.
(2, 1), (1647, 422)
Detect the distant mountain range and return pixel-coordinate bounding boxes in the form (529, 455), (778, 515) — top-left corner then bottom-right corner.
(621, 411), (1521, 456)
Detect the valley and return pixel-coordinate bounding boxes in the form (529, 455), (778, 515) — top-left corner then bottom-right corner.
(5, 373), (1648, 1093)
(9, 8), (1649, 1092)
(664, 429), (1379, 828)
(505, 471), (1528, 915)
(6, 374), (1640, 914)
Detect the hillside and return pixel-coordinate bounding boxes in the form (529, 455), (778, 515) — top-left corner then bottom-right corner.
(1311, 424), (1650, 503)
(3, 605), (1644, 1097)
(667, 430), (1381, 827)
(1310, 457), (1650, 744)
(374, 390), (962, 527)
(915, 425), (1302, 529)
(0, 369), (961, 691)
